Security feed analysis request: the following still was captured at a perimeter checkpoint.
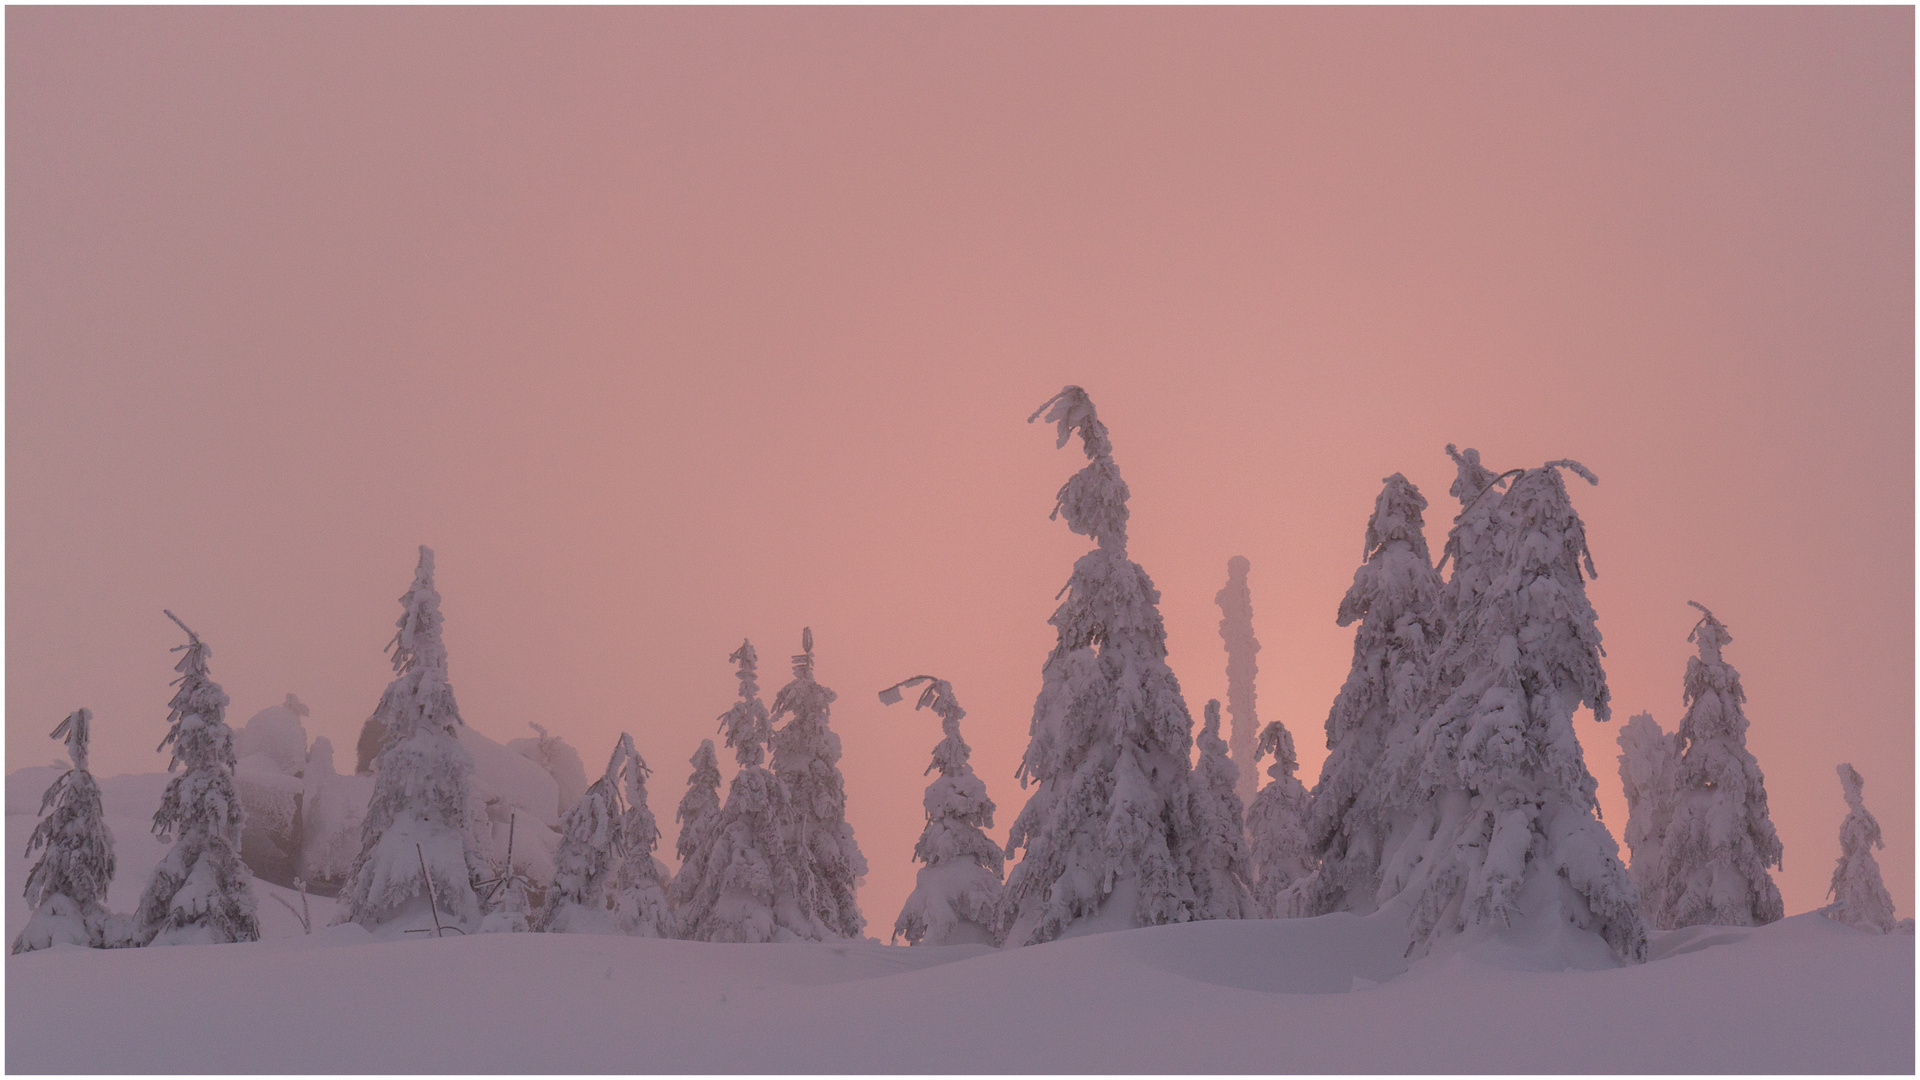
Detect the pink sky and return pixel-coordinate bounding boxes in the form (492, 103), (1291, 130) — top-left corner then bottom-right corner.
(8, 7), (1911, 928)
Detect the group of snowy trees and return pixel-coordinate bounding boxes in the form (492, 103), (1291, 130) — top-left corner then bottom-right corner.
(16, 391), (1901, 956)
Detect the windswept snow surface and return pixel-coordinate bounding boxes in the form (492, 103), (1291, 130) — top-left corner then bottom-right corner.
(7, 908), (1910, 1073)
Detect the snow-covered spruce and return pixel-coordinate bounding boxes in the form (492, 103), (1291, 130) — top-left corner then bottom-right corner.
(1298, 473), (1444, 918)
(1645, 603), (1784, 930)
(539, 734), (669, 936)
(1001, 387), (1208, 945)
(1826, 763), (1896, 934)
(1378, 460), (1646, 963)
(335, 547), (487, 935)
(667, 739), (723, 933)
(1214, 557), (1262, 808)
(14, 709), (116, 953)
(769, 628), (868, 940)
(1245, 715), (1313, 918)
(1190, 701), (1256, 920)
(136, 613), (260, 946)
(880, 676), (1005, 945)
(1616, 711), (1682, 910)
(673, 641), (798, 942)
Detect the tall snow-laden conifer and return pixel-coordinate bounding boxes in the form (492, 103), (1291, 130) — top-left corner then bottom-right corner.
(1001, 387), (1206, 945)
(137, 613), (259, 945)
(1616, 711), (1682, 907)
(882, 676), (1005, 946)
(770, 628), (867, 940)
(676, 642), (797, 942)
(612, 738), (672, 937)
(541, 734), (669, 935)
(1646, 603), (1783, 930)
(336, 547), (486, 934)
(14, 710), (116, 953)
(1215, 558), (1262, 808)
(1826, 763), (1895, 934)
(1379, 461), (1645, 963)
(1246, 716), (1314, 918)
(1300, 474), (1444, 917)
(668, 739), (723, 931)
(1190, 700), (1256, 920)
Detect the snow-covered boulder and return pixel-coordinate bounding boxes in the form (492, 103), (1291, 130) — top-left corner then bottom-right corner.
(234, 694), (311, 775)
(460, 724), (562, 888)
(507, 723), (590, 818)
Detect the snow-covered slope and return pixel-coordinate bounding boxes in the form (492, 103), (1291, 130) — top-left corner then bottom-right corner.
(6, 910), (1909, 1073)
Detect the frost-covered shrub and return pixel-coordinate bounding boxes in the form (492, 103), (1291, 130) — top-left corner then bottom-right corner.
(14, 709), (115, 953)
(1299, 474), (1443, 918)
(1378, 459), (1645, 964)
(1001, 388), (1207, 945)
(1645, 604), (1783, 930)
(882, 676), (1005, 946)
(770, 628), (867, 941)
(1826, 763), (1895, 934)
(336, 547), (486, 935)
(136, 614), (260, 946)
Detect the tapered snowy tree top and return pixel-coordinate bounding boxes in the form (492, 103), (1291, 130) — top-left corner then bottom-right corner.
(770, 628), (868, 940)
(1301, 473), (1444, 917)
(1247, 714), (1313, 918)
(138, 613), (259, 946)
(1827, 763), (1896, 934)
(1191, 701), (1256, 920)
(1380, 461), (1644, 964)
(675, 739), (723, 869)
(14, 709), (116, 953)
(883, 676), (1005, 946)
(1646, 603), (1783, 930)
(1617, 711), (1681, 905)
(1215, 557), (1261, 808)
(1003, 387), (1207, 945)
(337, 547), (485, 934)
(719, 640), (773, 768)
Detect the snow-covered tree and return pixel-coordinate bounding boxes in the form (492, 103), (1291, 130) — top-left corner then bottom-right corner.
(1646, 603), (1783, 930)
(1826, 763), (1896, 934)
(1246, 715), (1314, 918)
(14, 709), (116, 953)
(769, 628), (868, 940)
(1299, 473), (1444, 917)
(668, 739), (723, 927)
(1001, 387), (1206, 945)
(1215, 558), (1262, 808)
(540, 733), (669, 936)
(674, 642), (797, 942)
(1616, 711), (1682, 907)
(336, 547), (486, 935)
(881, 676), (1005, 945)
(1378, 461), (1645, 963)
(1190, 700), (1256, 920)
(136, 613), (260, 946)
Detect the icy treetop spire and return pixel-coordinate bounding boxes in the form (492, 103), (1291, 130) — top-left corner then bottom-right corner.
(1258, 715), (1299, 782)
(1688, 601), (1731, 665)
(1445, 444), (1499, 504)
(1363, 473), (1433, 565)
(1030, 386), (1130, 549)
(388, 545), (447, 677)
(51, 707), (93, 773)
(158, 610), (229, 767)
(879, 676), (970, 777)
(791, 627), (816, 682)
(720, 640), (773, 767)
(1838, 762), (1872, 819)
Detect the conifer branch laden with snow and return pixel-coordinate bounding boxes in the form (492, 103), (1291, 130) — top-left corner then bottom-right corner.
(1826, 763), (1896, 934)
(136, 613), (260, 946)
(336, 547), (487, 935)
(1299, 473), (1443, 918)
(881, 676), (1005, 946)
(14, 709), (117, 953)
(1645, 603), (1784, 930)
(770, 628), (868, 940)
(1001, 387), (1209, 945)
(1191, 700), (1257, 920)
(1377, 457), (1645, 963)
(1214, 558), (1262, 808)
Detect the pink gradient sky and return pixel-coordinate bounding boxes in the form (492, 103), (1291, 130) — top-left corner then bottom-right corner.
(8, 7), (1912, 928)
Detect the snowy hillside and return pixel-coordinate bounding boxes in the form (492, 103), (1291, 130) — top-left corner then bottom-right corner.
(7, 908), (1910, 1073)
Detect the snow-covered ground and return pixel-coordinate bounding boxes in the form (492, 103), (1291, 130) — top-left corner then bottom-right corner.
(8, 768), (1913, 1073)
